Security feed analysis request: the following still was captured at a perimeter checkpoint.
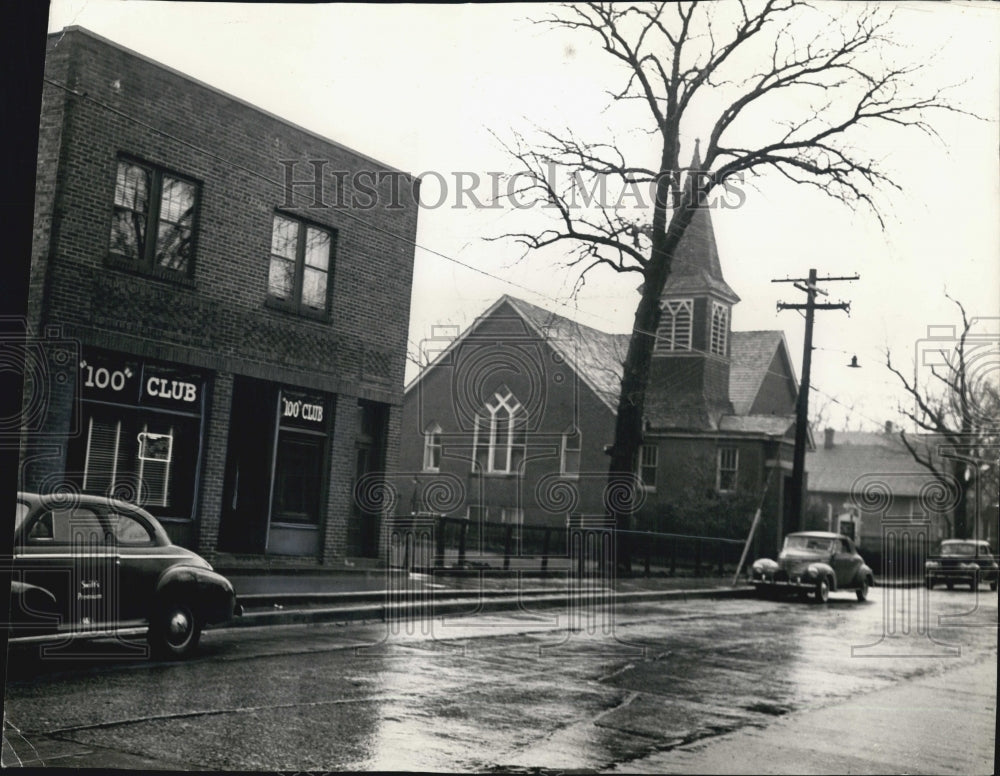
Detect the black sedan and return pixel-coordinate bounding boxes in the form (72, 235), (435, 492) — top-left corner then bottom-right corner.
(925, 539), (999, 591)
(8, 491), (240, 658)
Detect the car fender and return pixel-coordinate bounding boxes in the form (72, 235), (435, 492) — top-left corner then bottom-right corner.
(857, 563), (875, 587)
(154, 565), (237, 624)
(806, 562), (836, 589)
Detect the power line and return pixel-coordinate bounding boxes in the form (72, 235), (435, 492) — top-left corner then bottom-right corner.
(43, 76), (750, 335)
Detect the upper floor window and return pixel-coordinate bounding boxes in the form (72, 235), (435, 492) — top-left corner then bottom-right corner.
(717, 446), (738, 492)
(561, 426), (581, 478)
(268, 214), (334, 316)
(423, 423), (442, 471)
(638, 443), (658, 491)
(654, 299), (693, 353)
(710, 302), (729, 356)
(472, 386), (527, 474)
(109, 159), (198, 277)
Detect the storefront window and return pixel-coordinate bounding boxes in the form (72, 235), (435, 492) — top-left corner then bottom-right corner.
(271, 434), (324, 524)
(69, 349), (204, 523)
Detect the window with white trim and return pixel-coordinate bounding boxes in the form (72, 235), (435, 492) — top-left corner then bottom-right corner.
(500, 506), (524, 545)
(717, 447), (738, 492)
(423, 423), (442, 471)
(472, 386), (527, 474)
(560, 426), (581, 477)
(710, 302), (729, 356)
(654, 299), (693, 353)
(638, 444), (658, 490)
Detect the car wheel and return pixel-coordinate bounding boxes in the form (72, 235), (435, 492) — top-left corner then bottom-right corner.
(970, 577), (978, 592)
(148, 600), (202, 659)
(856, 577), (869, 602)
(925, 577), (933, 590)
(813, 578), (829, 604)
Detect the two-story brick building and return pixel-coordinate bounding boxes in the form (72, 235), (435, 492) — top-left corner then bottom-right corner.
(21, 27), (418, 566)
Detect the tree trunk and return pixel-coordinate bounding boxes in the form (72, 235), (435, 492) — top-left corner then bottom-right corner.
(608, 165), (700, 570)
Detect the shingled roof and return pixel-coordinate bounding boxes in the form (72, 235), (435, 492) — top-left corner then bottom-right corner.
(661, 203), (740, 303)
(504, 296), (630, 410)
(806, 430), (942, 497)
(729, 330), (796, 415)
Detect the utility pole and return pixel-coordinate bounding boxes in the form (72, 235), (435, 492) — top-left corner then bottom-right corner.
(773, 269), (858, 535)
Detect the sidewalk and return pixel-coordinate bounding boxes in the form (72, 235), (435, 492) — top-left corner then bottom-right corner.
(214, 567), (757, 629)
(615, 657), (997, 775)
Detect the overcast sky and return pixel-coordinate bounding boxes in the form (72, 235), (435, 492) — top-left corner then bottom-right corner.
(45, 1), (1000, 432)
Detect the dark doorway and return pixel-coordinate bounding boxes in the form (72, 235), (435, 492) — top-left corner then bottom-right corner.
(218, 377), (276, 554)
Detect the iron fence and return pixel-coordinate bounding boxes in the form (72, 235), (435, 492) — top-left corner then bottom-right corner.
(388, 514), (750, 577)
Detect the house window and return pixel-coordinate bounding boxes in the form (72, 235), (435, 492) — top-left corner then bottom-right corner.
(472, 386), (527, 474)
(710, 302), (729, 356)
(109, 159), (199, 276)
(423, 423), (442, 471)
(268, 213), (334, 315)
(500, 506), (524, 545)
(561, 426), (581, 477)
(638, 444), (658, 490)
(654, 299), (693, 353)
(717, 447), (738, 492)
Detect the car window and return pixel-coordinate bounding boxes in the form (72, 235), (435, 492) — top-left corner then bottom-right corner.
(941, 541), (977, 557)
(24, 508), (111, 546)
(109, 511), (154, 546)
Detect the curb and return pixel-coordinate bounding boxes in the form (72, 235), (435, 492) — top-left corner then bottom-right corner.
(216, 585), (758, 630)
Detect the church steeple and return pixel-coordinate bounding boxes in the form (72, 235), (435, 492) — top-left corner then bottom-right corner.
(646, 144), (738, 430)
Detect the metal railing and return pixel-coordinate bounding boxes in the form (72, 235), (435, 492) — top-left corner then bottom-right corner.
(388, 514), (749, 577)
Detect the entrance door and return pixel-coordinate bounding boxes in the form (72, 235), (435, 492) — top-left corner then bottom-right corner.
(218, 378), (275, 554)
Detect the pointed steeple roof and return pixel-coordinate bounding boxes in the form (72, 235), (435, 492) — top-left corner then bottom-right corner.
(661, 142), (740, 304)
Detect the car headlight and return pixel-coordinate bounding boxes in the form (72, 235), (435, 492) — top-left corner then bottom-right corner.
(925, 561), (940, 568)
(959, 562), (978, 569)
(753, 559), (777, 571)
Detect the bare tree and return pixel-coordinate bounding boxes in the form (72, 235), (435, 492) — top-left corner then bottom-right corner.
(494, 1), (970, 567)
(887, 295), (1000, 539)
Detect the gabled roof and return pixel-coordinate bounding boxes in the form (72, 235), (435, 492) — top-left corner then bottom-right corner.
(729, 330), (798, 415)
(806, 431), (942, 497)
(404, 295), (629, 412)
(504, 297), (629, 410)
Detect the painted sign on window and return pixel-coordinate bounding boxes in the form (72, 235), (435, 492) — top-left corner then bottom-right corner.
(279, 390), (327, 429)
(78, 349), (203, 410)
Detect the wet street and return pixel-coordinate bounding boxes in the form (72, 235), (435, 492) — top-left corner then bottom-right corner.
(3, 586), (996, 772)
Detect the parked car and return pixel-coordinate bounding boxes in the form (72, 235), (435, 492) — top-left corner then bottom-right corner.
(925, 539), (999, 591)
(9, 491), (241, 658)
(750, 531), (875, 603)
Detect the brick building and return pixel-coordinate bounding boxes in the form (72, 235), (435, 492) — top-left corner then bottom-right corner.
(21, 27), (418, 565)
(400, 201), (802, 559)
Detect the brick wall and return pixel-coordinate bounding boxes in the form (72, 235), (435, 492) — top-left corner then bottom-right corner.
(25, 28), (419, 563)
(35, 29), (417, 394)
